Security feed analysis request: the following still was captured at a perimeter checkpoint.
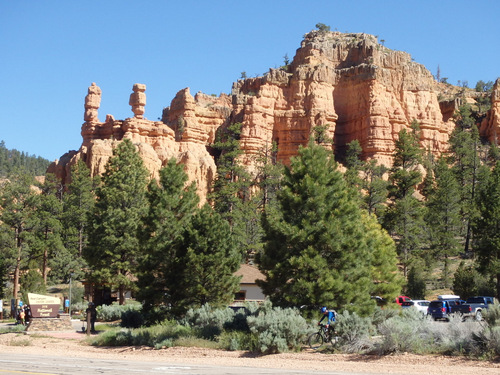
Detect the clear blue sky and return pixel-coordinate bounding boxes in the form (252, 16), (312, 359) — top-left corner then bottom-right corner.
(1, 0), (499, 161)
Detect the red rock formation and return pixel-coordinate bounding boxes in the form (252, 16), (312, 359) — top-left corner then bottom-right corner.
(480, 78), (500, 144)
(49, 30), (499, 202)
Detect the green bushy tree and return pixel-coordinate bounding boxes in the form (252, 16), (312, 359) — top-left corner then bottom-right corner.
(258, 141), (395, 315)
(472, 161), (500, 300)
(383, 123), (425, 278)
(0, 173), (40, 299)
(172, 205), (242, 315)
(137, 158), (199, 314)
(85, 140), (149, 304)
(425, 158), (461, 288)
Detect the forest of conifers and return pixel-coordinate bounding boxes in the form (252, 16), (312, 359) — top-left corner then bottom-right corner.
(1, 100), (500, 318)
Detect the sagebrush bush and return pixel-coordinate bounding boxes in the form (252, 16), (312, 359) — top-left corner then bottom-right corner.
(91, 320), (192, 347)
(334, 310), (373, 353)
(371, 306), (400, 327)
(376, 309), (433, 354)
(96, 302), (141, 322)
(182, 304), (236, 339)
(247, 306), (309, 354)
(430, 314), (483, 355)
(484, 304), (500, 327)
(217, 330), (258, 351)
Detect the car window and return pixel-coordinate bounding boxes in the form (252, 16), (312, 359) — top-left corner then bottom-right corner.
(417, 301), (429, 306)
(429, 301), (442, 308)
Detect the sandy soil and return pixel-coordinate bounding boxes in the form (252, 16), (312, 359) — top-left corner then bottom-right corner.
(0, 332), (499, 374)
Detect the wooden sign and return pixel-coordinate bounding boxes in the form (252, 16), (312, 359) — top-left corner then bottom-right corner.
(27, 293), (61, 318)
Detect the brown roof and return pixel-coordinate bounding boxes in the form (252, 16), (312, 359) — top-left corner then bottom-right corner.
(234, 264), (265, 284)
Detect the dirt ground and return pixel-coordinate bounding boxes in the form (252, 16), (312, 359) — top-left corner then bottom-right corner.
(0, 331), (499, 374)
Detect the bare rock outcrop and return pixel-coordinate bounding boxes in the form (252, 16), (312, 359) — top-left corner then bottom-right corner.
(49, 30), (499, 202)
(480, 78), (500, 144)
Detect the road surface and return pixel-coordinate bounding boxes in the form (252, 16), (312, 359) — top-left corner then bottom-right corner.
(0, 353), (388, 375)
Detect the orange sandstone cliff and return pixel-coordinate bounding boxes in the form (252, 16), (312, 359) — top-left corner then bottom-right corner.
(48, 30), (499, 201)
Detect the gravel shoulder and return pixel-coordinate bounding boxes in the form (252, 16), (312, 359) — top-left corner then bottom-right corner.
(0, 332), (499, 374)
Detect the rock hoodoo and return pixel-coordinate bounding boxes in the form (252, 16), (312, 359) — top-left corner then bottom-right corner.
(49, 30), (499, 201)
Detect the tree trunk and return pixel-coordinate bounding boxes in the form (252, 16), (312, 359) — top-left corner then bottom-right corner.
(119, 285), (125, 305)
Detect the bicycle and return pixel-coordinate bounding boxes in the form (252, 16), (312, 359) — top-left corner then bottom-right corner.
(307, 323), (337, 349)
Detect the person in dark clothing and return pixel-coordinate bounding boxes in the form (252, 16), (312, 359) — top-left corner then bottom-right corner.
(86, 302), (97, 333)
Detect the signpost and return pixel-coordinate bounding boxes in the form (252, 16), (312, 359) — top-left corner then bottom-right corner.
(27, 293), (60, 318)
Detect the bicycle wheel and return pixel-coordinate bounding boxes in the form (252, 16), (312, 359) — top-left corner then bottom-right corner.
(308, 332), (324, 349)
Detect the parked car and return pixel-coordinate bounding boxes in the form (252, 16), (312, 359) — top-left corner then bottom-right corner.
(461, 296), (496, 321)
(395, 295), (411, 306)
(427, 299), (471, 321)
(401, 300), (430, 315)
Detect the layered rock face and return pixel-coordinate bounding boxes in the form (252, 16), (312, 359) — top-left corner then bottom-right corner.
(480, 78), (500, 143)
(49, 31), (499, 201)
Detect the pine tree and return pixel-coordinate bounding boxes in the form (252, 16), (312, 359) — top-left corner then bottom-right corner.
(172, 204), (242, 315)
(382, 124), (425, 278)
(257, 141), (384, 315)
(137, 158), (199, 314)
(448, 106), (481, 254)
(55, 161), (95, 282)
(344, 139), (363, 193)
(211, 122), (251, 219)
(425, 158), (461, 288)
(30, 173), (65, 284)
(85, 140), (149, 304)
(360, 160), (388, 216)
(472, 161), (500, 300)
(0, 173), (39, 300)
(362, 213), (403, 301)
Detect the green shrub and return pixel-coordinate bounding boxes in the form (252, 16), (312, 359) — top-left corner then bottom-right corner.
(154, 338), (174, 350)
(121, 308), (144, 328)
(0, 324), (27, 334)
(335, 310), (373, 353)
(182, 304), (236, 339)
(371, 306), (400, 327)
(96, 302), (141, 322)
(218, 330), (258, 351)
(91, 320), (192, 347)
(246, 306), (309, 354)
(376, 309), (433, 354)
(430, 314), (483, 355)
(484, 304), (500, 327)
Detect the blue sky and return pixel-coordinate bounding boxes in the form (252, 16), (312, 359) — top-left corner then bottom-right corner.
(1, 0), (499, 161)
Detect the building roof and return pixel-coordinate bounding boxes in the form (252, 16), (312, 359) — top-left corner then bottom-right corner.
(234, 264), (265, 284)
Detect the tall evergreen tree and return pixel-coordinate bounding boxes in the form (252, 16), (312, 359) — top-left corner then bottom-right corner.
(57, 160), (95, 282)
(425, 158), (461, 288)
(85, 140), (149, 304)
(448, 106), (481, 254)
(173, 204), (242, 315)
(257, 141), (386, 315)
(137, 158), (199, 314)
(211, 122), (251, 219)
(472, 161), (500, 300)
(362, 212), (403, 301)
(360, 160), (388, 217)
(0, 173), (39, 299)
(382, 123), (425, 278)
(30, 173), (64, 284)
(343, 139), (363, 191)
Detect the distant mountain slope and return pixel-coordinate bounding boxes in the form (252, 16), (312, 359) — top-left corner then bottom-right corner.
(0, 140), (50, 177)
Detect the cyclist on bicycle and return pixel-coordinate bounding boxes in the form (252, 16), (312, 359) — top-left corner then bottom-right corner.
(319, 306), (336, 335)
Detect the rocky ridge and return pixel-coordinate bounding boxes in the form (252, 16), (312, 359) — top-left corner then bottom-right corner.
(48, 30), (499, 201)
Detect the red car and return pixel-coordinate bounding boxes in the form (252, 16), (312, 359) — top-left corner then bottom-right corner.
(395, 295), (411, 306)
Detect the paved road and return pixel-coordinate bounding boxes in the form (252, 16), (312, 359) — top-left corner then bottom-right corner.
(0, 353), (388, 375)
